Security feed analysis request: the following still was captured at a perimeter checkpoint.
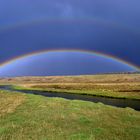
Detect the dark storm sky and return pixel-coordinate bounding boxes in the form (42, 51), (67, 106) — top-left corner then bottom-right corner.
(0, 0), (140, 67)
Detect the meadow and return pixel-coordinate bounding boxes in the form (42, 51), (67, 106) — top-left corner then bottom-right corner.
(0, 90), (140, 140)
(0, 74), (140, 140)
(1, 74), (139, 99)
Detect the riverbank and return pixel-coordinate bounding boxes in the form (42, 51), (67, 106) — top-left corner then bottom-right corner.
(11, 82), (140, 100)
(0, 89), (140, 140)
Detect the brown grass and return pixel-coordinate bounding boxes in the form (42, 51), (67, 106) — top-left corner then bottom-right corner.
(0, 90), (25, 116)
(0, 74), (140, 84)
(1, 74), (140, 99)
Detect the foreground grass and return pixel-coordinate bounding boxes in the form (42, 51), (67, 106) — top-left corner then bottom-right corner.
(0, 90), (25, 117)
(0, 90), (140, 140)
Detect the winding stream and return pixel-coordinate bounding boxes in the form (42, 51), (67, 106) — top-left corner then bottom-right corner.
(0, 85), (140, 111)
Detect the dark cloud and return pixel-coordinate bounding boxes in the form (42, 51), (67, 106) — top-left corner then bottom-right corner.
(0, 0), (140, 68)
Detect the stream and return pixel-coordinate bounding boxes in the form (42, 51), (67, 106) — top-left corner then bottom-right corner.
(0, 85), (140, 111)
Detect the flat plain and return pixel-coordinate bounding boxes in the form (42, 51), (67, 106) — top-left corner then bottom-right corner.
(0, 74), (140, 140)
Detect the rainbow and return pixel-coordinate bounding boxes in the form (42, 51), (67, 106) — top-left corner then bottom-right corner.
(0, 49), (139, 71)
(0, 17), (138, 35)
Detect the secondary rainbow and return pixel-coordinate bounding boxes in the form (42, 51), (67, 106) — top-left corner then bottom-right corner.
(0, 17), (138, 35)
(0, 49), (139, 71)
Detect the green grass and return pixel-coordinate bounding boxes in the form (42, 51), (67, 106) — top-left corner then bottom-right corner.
(0, 90), (140, 140)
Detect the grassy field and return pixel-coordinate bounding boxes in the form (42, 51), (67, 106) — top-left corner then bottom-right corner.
(2, 74), (139, 100)
(12, 82), (140, 100)
(0, 74), (140, 84)
(0, 89), (140, 140)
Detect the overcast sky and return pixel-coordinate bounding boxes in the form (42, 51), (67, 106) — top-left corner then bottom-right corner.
(0, 0), (140, 76)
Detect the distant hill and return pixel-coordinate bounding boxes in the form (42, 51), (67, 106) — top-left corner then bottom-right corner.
(95, 71), (140, 75)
